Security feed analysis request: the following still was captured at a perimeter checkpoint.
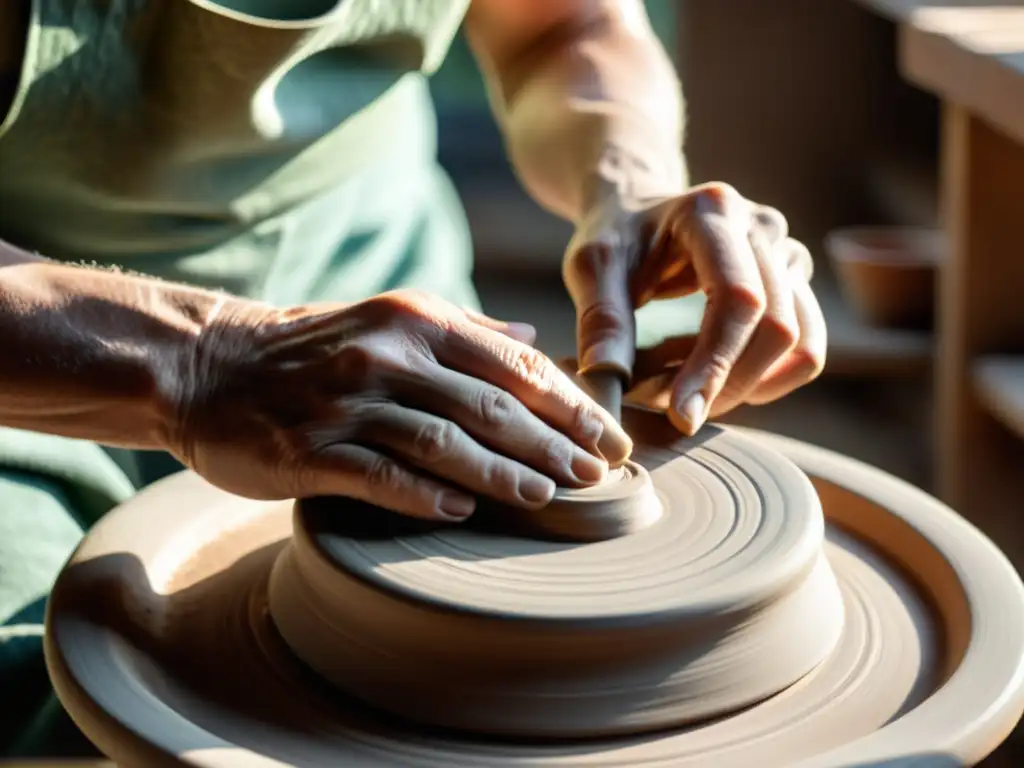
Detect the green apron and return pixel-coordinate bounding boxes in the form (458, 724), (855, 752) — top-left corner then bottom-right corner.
(0, 0), (474, 755)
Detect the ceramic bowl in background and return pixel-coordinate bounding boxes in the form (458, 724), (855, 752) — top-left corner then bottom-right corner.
(825, 226), (944, 330)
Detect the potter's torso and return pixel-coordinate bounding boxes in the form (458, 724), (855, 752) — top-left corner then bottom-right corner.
(0, 0), (470, 265)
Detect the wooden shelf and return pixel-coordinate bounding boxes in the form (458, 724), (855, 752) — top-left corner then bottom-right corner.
(900, 5), (1024, 146)
(850, 0), (1021, 23)
(815, 276), (934, 378)
(973, 355), (1024, 440)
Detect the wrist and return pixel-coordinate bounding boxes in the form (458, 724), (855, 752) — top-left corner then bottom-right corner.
(0, 248), (247, 450)
(79, 275), (232, 452)
(579, 140), (687, 226)
(158, 292), (276, 461)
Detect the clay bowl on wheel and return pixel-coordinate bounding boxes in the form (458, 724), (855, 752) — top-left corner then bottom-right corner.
(825, 225), (944, 330)
(43, 407), (1024, 767)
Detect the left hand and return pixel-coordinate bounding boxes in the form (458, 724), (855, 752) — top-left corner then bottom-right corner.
(563, 182), (827, 436)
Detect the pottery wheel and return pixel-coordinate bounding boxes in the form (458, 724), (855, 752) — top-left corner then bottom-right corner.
(45, 408), (1024, 767)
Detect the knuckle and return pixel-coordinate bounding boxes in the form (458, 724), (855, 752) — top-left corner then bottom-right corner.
(693, 182), (744, 215)
(364, 455), (402, 490)
(336, 343), (414, 389)
(578, 299), (630, 339)
(481, 457), (521, 497)
(478, 388), (519, 429)
(366, 291), (451, 350)
(413, 420), (457, 464)
(794, 345), (826, 382)
(760, 314), (800, 352)
(387, 287), (431, 307)
(754, 206), (788, 241)
(369, 290), (436, 324)
(367, 290), (414, 315)
(573, 400), (598, 433)
(571, 400), (604, 444)
(508, 346), (556, 394)
(335, 343), (385, 386)
(540, 435), (573, 472)
(567, 242), (618, 281)
(720, 282), (767, 321)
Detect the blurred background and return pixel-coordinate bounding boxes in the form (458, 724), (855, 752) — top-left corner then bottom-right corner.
(429, 0), (939, 490)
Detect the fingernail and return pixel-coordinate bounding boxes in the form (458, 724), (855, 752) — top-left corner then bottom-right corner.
(676, 392), (708, 436)
(519, 475), (556, 506)
(439, 493), (475, 520)
(507, 321), (536, 340)
(571, 449), (607, 484)
(597, 423), (633, 466)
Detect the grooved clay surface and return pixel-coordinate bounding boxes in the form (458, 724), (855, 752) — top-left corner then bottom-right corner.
(268, 431), (844, 737)
(43, 409), (1024, 767)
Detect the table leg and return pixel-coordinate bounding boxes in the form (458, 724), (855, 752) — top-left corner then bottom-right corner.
(937, 102), (1024, 576)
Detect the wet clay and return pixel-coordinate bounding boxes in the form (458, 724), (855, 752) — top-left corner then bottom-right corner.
(44, 407), (1024, 766)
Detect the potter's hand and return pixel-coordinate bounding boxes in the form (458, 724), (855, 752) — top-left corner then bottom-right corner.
(170, 290), (632, 521)
(564, 183), (827, 436)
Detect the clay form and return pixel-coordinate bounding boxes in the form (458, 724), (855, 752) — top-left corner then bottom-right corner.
(44, 407), (1024, 766)
(268, 436), (842, 738)
(469, 459), (662, 543)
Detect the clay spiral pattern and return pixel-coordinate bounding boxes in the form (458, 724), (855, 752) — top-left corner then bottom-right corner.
(44, 417), (1023, 768)
(267, 431), (846, 737)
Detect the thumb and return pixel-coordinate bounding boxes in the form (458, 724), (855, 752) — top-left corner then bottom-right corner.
(563, 242), (635, 378)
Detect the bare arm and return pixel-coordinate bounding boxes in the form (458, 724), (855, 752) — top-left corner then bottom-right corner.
(465, 0), (686, 223)
(0, 241), (219, 448)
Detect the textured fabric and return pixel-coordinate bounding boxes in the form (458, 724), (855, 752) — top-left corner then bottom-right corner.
(0, 0), (473, 298)
(0, 468), (102, 755)
(0, 0), (479, 756)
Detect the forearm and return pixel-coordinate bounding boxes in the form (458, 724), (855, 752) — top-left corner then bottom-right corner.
(470, 1), (687, 223)
(0, 240), (222, 448)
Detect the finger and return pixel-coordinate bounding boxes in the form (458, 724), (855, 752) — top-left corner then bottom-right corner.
(462, 308), (538, 346)
(306, 443), (475, 522)
(394, 362), (609, 486)
(665, 186), (766, 435)
(563, 242), (636, 378)
(432, 322), (633, 465)
(785, 237), (814, 281)
(753, 205), (789, 243)
(357, 403), (560, 510)
(746, 278), (827, 405)
(706, 231), (799, 418)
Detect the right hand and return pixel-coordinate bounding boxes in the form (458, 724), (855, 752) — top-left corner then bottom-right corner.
(166, 289), (633, 521)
